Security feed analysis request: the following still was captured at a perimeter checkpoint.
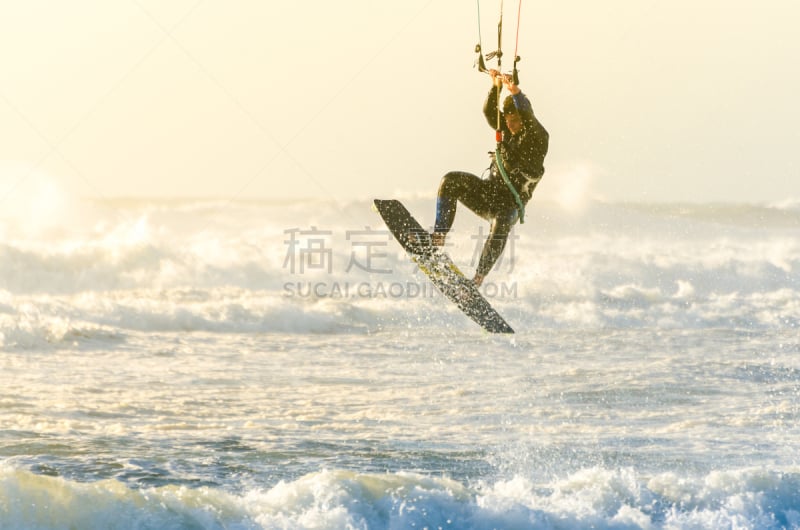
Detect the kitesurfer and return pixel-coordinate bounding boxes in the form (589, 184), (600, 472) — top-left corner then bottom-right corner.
(431, 69), (549, 286)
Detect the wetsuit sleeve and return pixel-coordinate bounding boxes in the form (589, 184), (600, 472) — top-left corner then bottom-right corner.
(483, 86), (503, 131)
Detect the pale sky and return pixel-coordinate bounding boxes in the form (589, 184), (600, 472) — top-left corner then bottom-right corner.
(1, 0), (799, 205)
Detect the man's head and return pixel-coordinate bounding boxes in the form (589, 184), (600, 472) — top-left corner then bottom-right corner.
(502, 95), (523, 135)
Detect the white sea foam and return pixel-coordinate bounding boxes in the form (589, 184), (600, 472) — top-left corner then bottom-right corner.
(3, 464), (800, 529)
(1, 197), (799, 348)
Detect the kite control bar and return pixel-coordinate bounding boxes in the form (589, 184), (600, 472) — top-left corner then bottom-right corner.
(475, 41), (521, 84)
(474, 0), (522, 84)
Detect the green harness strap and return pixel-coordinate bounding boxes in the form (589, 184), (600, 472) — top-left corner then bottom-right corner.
(495, 147), (525, 224)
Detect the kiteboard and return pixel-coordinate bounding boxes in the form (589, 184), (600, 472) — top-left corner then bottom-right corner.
(373, 199), (514, 334)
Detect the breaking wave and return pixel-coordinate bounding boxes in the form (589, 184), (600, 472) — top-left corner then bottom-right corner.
(2, 197), (799, 348)
(3, 465), (800, 529)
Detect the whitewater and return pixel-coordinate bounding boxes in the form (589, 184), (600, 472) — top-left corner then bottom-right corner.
(2, 193), (800, 529)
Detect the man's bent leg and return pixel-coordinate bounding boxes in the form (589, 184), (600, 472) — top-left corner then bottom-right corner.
(475, 208), (519, 279)
(434, 171), (494, 244)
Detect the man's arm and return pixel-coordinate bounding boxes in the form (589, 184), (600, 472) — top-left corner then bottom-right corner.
(483, 85), (502, 130)
(483, 69), (508, 129)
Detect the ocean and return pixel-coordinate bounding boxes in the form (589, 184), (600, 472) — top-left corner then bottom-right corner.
(1, 195), (799, 529)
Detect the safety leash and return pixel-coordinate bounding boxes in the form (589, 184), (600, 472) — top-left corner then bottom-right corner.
(496, 147), (526, 223)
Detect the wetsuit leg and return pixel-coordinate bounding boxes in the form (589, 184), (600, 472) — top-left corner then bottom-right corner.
(434, 171), (495, 234)
(476, 208), (519, 277)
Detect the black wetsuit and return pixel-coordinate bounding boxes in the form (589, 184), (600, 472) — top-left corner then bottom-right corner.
(434, 86), (549, 277)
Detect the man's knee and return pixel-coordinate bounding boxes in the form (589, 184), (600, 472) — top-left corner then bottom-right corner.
(490, 209), (518, 237)
(439, 171), (466, 196)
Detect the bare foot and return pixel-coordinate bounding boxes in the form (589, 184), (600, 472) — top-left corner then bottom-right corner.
(431, 232), (445, 247)
(472, 273), (485, 287)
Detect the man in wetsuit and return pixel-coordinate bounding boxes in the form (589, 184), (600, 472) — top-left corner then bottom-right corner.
(431, 69), (549, 286)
